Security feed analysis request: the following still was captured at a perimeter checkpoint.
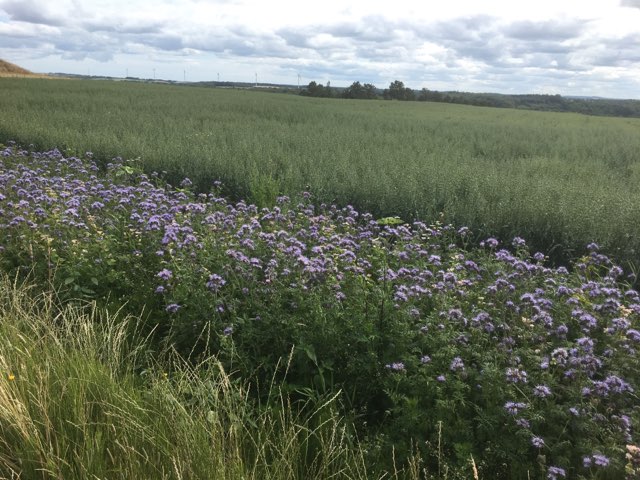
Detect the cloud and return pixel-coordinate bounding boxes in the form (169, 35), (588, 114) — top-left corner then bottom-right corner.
(83, 19), (166, 35)
(504, 19), (585, 41)
(0, 0), (67, 26)
(621, 0), (640, 7)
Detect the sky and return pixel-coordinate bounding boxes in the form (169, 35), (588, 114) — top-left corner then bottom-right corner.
(1, 0), (640, 98)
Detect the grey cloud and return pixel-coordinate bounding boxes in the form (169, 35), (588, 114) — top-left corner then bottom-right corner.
(504, 19), (585, 41)
(84, 19), (166, 35)
(184, 29), (292, 59)
(419, 15), (499, 43)
(138, 33), (184, 51)
(327, 16), (400, 42)
(621, 0), (640, 7)
(0, 0), (66, 26)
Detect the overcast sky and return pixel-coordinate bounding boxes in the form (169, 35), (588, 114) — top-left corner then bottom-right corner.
(2, 0), (640, 98)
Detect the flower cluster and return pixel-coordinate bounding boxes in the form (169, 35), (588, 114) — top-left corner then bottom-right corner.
(1, 145), (638, 478)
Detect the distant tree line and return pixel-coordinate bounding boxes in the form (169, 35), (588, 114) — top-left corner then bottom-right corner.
(299, 80), (640, 118)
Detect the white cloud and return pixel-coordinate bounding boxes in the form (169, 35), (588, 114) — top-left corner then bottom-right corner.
(0, 0), (639, 98)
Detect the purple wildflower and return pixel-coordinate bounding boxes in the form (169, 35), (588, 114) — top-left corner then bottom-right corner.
(531, 436), (545, 448)
(450, 356), (465, 372)
(165, 303), (181, 313)
(156, 268), (173, 281)
(206, 273), (226, 292)
(386, 362), (405, 372)
(547, 466), (566, 480)
(533, 385), (552, 398)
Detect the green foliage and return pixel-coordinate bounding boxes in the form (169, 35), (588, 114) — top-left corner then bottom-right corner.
(0, 274), (386, 480)
(342, 81), (378, 100)
(300, 81), (334, 98)
(2, 79), (640, 269)
(384, 80), (416, 101)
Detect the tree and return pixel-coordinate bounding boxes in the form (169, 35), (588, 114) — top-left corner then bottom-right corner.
(384, 80), (415, 101)
(342, 81), (379, 100)
(300, 81), (333, 98)
(363, 83), (378, 99)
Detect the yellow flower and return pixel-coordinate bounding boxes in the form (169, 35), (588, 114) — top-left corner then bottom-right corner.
(7, 373), (15, 381)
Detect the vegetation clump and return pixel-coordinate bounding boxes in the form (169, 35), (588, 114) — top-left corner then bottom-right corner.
(1, 144), (639, 478)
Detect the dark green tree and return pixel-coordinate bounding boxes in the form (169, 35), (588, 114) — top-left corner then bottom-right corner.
(384, 80), (415, 101)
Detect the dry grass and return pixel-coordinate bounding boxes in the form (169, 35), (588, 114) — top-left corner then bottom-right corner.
(0, 59), (51, 78)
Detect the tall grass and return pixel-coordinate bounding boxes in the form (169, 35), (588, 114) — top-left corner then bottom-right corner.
(0, 274), (411, 479)
(1, 78), (640, 266)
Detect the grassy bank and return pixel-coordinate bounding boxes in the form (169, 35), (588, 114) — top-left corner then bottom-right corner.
(0, 274), (397, 479)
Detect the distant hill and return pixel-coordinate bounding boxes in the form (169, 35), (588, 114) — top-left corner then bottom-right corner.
(0, 59), (48, 78)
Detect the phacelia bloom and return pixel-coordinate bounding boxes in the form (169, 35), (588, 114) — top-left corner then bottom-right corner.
(386, 362), (405, 372)
(450, 356), (465, 372)
(436, 375), (446, 382)
(481, 237), (499, 248)
(156, 268), (173, 281)
(155, 285), (165, 294)
(223, 326), (233, 336)
(531, 436), (545, 448)
(533, 385), (552, 398)
(165, 303), (181, 313)
(512, 236), (526, 247)
(506, 367), (528, 384)
(504, 401), (527, 415)
(592, 454), (610, 467)
(206, 273), (226, 292)
(420, 355), (431, 364)
(547, 466), (566, 480)
(627, 329), (640, 342)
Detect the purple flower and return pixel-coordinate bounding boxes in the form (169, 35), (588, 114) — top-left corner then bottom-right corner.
(533, 385), (552, 398)
(592, 453), (610, 467)
(436, 375), (446, 382)
(480, 237), (499, 248)
(223, 326), (233, 336)
(505, 367), (528, 384)
(627, 329), (640, 342)
(386, 362), (405, 372)
(206, 273), (226, 292)
(512, 236), (526, 247)
(547, 466), (566, 480)
(531, 436), (545, 448)
(420, 355), (431, 364)
(156, 268), (173, 281)
(165, 303), (181, 313)
(450, 356), (465, 372)
(504, 401), (527, 415)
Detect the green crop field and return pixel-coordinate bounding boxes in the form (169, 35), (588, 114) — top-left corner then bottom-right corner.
(1, 78), (640, 266)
